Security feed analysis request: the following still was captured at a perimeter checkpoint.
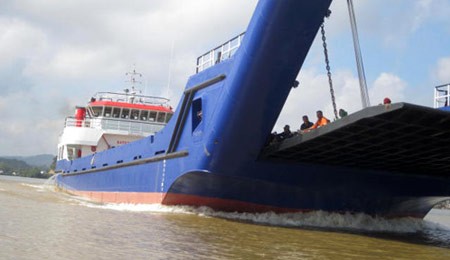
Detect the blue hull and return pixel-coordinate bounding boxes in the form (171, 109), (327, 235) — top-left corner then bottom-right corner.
(56, 0), (450, 218)
(56, 157), (450, 218)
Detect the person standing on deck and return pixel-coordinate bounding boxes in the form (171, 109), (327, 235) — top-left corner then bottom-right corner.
(277, 125), (293, 141)
(300, 115), (314, 132)
(339, 109), (348, 118)
(308, 110), (330, 130)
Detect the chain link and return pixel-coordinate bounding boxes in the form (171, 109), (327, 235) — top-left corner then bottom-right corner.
(321, 23), (338, 120)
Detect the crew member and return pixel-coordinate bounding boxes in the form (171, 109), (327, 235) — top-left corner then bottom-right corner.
(277, 125), (293, 141)
(309, 110), (330, 130)
(300, 115), (313, 131)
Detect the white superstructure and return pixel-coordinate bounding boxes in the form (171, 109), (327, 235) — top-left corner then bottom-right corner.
(57, 71), (173, 161)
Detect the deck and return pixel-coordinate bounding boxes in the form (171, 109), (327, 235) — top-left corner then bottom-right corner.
(262, 103), (450, 176)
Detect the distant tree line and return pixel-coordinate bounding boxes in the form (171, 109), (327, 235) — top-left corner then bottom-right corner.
(0, 157), (54, 179)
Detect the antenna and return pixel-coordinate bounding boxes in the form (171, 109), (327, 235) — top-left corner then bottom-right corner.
(164, 0), (185, 102)
(166, 40), (175, 97)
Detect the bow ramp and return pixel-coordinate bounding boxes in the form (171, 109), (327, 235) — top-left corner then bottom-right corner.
(263, 103), (450, 176)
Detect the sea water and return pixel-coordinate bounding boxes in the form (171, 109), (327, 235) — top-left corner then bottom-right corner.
(1, 175), (449, 259)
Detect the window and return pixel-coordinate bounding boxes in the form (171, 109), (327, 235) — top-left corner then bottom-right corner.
(157, 112), (166, 123)
(166, 113), (173, 123)
(140, 110), (148, 121)
(67, 146), (81, 160)
(112, 107), (120, 118)
(67, 147), (74, 160)
(192, 98), (202, 131)
(131, 109), (139, 120)
(104, 107), (112, 117)
(149, 111), (157, 122)
(121, 108), (130, 119)
(92, 106), (103, 117)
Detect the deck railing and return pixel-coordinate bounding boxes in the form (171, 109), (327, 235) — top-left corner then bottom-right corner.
(93, 92), (170, 106)
(434, 84), (450, 108)
(196, 32), (245, 73)
(65, 117), (165, 136)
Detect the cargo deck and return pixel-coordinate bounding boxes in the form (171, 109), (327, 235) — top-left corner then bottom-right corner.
(263, 103), (450, 176)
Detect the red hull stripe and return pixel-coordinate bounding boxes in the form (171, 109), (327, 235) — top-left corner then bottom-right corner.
(162, 193), (304, 214)
(65, 189), (301, 213)
(89, 101), (173, 112)
(63, 190), (422, 217)
(70, 190), (165, 204)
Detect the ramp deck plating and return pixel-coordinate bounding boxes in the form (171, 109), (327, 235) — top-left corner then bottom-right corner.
(263, 103), (450, 176)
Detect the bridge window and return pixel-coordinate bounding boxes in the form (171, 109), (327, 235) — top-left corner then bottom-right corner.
(140, 110), (149, 121)
(104, 107), (112, 117)
(112, 107), (120, 118)
(149, 111), (157, 122)
(121, 108), (130, 119)
(166, 113), (173, 123)
(92, 106), (103, 117)
(157, 112), (166, 123)
(131, 109), (139, 120)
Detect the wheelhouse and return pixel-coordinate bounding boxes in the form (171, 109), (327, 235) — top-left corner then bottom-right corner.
(57, 90), (174, 161)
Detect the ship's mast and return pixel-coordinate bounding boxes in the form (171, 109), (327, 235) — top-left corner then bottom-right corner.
(125, 67), (143, 103)
(347, 0), (371, 108)
(125, 67), (143, 95)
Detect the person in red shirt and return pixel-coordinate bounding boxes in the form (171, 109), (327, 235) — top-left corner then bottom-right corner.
(309, 110), (330, 130)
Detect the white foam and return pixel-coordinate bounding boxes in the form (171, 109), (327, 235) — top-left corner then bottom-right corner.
(79, 201), (199, 215)
(199, 209), (429, 233)
(21, 183), (41, 188)
(68, 200), (450, 233)
(21, 183), (46, 192)
(43, 175), (57, 186)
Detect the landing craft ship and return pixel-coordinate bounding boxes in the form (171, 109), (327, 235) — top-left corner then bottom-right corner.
(56, 0), (450, 218)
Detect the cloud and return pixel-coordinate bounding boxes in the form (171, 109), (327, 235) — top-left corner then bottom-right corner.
(434, 57), (450, 83)
(326, 0), (450, 49)
(275, 70), (407, 133)
(0, 119), (60, 156)
(0, 91), (62, 156)
(0, 17), (48, 95)
(24, 46), (123, 80)
(276, 69), (358, 132)
(369, 73), (407, 104)
(0, 17), (48, 70)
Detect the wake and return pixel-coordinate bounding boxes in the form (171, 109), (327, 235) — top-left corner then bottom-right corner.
(72, 199), (450, 233)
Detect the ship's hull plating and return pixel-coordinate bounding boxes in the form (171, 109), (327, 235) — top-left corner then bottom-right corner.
(56, 160), (450, 218)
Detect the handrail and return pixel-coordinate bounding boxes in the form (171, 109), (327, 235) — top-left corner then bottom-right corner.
(434, 84), (450, 108)
(196, 32), (245, 73)
(64, 117), (166, 136)
(93, 91), (170, 105)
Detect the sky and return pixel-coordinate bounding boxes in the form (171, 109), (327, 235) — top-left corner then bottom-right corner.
(1, 0), (450, 156)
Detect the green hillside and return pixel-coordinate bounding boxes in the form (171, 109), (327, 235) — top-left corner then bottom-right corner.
(2, 154), (54, 168)
(0, 157), (51, 179)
